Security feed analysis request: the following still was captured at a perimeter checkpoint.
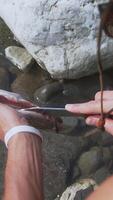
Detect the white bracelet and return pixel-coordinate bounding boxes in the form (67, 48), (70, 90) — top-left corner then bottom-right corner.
(4, 125), (43, 148)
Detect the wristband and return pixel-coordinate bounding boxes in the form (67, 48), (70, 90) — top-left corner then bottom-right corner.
(4, 125), (43, 148)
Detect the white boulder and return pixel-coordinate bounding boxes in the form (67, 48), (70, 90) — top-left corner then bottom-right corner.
(0, 0), (113, 79)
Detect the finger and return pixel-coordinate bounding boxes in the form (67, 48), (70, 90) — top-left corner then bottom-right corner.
(86, 116), (103, 127)
(95, 91), (113, 100)
(65, 100), (113, 115)
(86, 116), (113, 136)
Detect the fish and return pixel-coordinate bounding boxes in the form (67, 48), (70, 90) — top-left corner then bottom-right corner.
(0, 90), (63, 132)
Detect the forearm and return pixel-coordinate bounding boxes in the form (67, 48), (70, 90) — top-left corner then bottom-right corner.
(3, 133), (43, 200)
(87, 176), (113, 200)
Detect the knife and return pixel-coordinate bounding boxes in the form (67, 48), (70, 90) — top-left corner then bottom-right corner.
(19, 106), (86, 117)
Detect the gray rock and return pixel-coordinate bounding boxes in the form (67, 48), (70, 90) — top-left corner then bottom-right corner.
(78, 147), (103, 176)
(5, 46), (35, 71)
(1, 0), (113, 79)
(42, 132), (89, 200)
(93, 167), (110, 184)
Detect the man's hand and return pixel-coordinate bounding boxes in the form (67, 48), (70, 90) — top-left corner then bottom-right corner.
(0, 104), (28, 141)
(65, 91), (113, 135)
(0, 104), (44, 200)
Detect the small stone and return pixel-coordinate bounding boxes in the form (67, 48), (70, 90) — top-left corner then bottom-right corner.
(78, 147), (103, 176)
(5, 46), (34, 71)
(93, 167), (110, 184)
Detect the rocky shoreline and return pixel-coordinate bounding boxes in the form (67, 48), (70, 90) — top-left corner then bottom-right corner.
(0, 50), (113, 199)
(0, 17), (113, 200)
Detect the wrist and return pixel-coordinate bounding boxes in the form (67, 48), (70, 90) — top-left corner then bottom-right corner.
(8, 133), (42, 149)
(4, 125), (42, 148)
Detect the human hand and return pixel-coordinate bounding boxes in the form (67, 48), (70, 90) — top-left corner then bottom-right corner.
(0, 104), (28, 141)
(65, 91), (113, 136)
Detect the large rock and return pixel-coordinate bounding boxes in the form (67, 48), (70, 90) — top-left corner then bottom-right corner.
(42, 132), (89, 200)
(0, 0), (113, 79)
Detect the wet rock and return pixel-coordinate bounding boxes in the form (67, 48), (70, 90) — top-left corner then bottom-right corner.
(0, 67), (10, 90)
(58, 179), (97, 200)
(34, 71), (113, 107)
(93, 167), (110, 184)
(34, 82), (63, 105)
(42, 132), (89, 200)
(5, 46), (35, 71)
(78, 147), (103, 176)
(11, 67), (47, 100)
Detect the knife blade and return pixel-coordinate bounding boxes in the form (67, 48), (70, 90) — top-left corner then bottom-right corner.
(19, 106), (86, 117)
